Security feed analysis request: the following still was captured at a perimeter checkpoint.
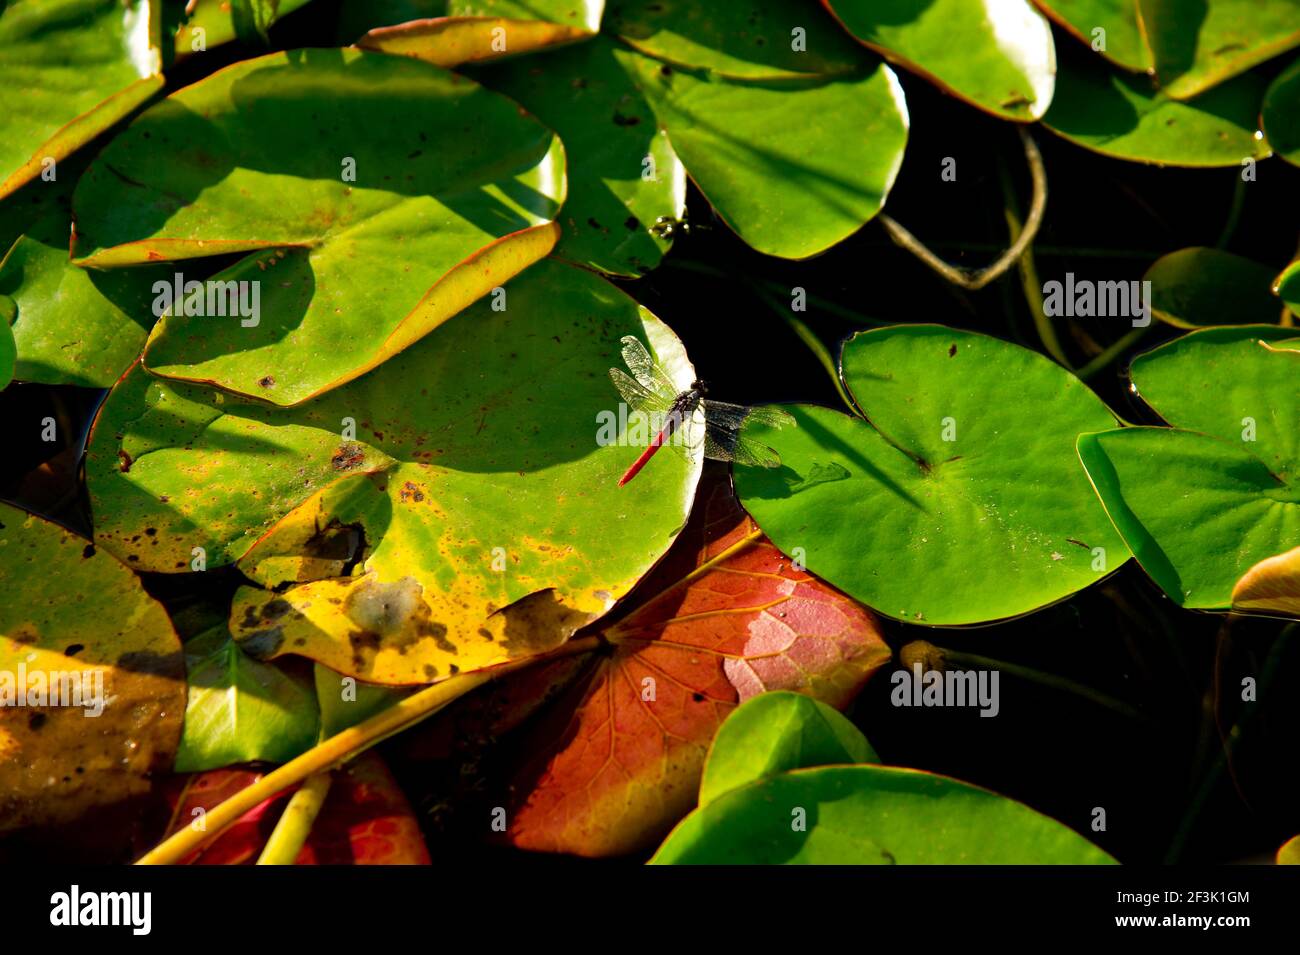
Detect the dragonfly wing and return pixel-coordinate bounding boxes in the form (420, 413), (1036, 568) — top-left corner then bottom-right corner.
(741, 404), (797, 429)
(701, 400), (786, 469)
(620, 335), (679, 398)
(609, 367), (668, 413)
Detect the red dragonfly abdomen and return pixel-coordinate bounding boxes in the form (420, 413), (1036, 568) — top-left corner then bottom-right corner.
(618, 389), (700, 487)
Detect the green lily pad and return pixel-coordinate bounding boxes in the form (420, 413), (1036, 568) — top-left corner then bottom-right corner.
(174, 625), (319, 771)
(314, 664), (410, 738)
(470, 36), (685, 277)
(1077, 326), (1300, 609)
(1145, 247), (1289, 328)
(1043, 47), (1271, 166)
(1032, 0), (1153, 72)
(1138, 0), (1300, 100)
(605, 0), (865, 79)
(734, 326), (1129, 626)
(699, 691), (878, 807)
(87, 260), (702, 684)
(651, 764), (1117, 864)
(625, 48), (909, 259)
(0, 502), (185, 837)
(170, 0), (317, 55)
(825, 0), (1056, 121)
(0, 207), (168, 387)
(1262, 55), (1300, 167)
(1276, 260), (1300, 311)
(0, 0), (164, 202)
(0, 312), (13, 389)
(71, 48), (565, 406)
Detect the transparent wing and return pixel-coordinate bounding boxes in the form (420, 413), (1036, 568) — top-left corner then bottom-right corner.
(609, 368), (673, 415)
(701, 399), (788, 469)
(620, 336), (679, 399)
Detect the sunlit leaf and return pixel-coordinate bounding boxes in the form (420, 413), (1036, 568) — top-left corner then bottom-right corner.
(0, 0), (164, 201)
(1232, 545), (1300, 617)
(174, 626), (319, 771)
(826, 0), (1056, 120)
(651, 764), (1116, 864)
(698, 690), (878, 807)
(1137, 0), (1300, 100)
(1032, 0), (1152, 72)
(1078, 326), (1300, 609)
(735, 325), (1129, 625)
(72, 48), (565, 405)
(87, 260), (701, 684)
(1043, 46), (1270, 166)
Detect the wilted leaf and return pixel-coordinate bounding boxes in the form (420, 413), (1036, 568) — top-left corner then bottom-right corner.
(1078, 327), (1300, 608)
(87, 260), (701, 683)
(826, 0), (1057, 120)
(698, 690), (878, 807)
(502, 469), (890, 856)
(735, 325), (1129, 625)
(1043, 47), (1271, 166)
(72, 48), (565, 405)
(1231, 545), (1300, 617)
(0, 0), (164, 201)
(1138, 0), (1300, 100)
(0, 502), (185, 840)
(1145, 248), (1289, 328)
(163, 752), (430, 863)
(174, 626), (319, 771)
(651, 764), (1117, 864)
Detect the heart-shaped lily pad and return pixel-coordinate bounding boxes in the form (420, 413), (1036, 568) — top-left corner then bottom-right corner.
(1145, 247), (1289, 328)
(1032, 0), (1153, 72)
(651, 764), (1116, 864)
(0, 502), (185, 839)
(1043, 48), (1271, 166)
(71, 48), (566, 405)
(698, 691), (878, 807)
(87, 260), (702, 684)
(624, 47), (909, 259)
(1262, 56), (1300, 167)
(1077, 326), (1300, 609)
(0, 0), (164, 201)
(605, 0), (865, 79)
(470, 36), (686, 277)
(734, 325), (1129, 625)
(174, 626), (319, 772)
(1138, 0), (1300, 100)
(825, 0), (1057, 121)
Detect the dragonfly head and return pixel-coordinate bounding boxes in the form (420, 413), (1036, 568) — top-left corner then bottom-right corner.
(691, 379), (708, 396)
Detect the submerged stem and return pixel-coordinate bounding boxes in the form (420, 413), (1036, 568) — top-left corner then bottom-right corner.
(256, 771), (333, 865)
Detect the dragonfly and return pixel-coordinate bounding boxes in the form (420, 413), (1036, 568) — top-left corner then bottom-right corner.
(609, 336), (795, 487)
